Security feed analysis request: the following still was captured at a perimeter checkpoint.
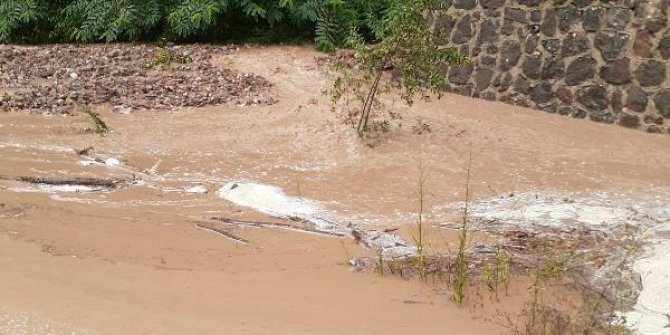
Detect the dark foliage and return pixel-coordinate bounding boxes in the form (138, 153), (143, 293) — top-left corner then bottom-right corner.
(0, 0), (397, 50)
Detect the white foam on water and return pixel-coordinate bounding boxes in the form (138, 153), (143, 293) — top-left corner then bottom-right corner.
(454, 190), (670, 335)
(216, 181), (415, 257)
(0, 142), (73, 153)
(39, 184), (109, 193)
(624, 238), (670, 335)
(453, 192), (669, 229)
(0, 306), (95, 335)
(8, 185), (106, 193)
(7, 181), (124, 194)
(184, 184), (208, 194)
(217, 181), (334, 231)
(78, 157), (122, 167)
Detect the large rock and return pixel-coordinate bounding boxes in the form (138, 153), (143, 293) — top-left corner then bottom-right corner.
(542, 57), (565, 79)
(481, 55), (497, 67)
(460, 44), (470, 57)
(565, 56), (596, 85)
(635, 0), (668, 18)
(556, 85), (574, 104)
(655, 89), (670, 118)
(522, 55), (542, 79)
(478, 19), (498, 45)
(480, 0), (505, 9)
(558, 6), (580, 32)
(633, 30), (653, 58)
(573, 0), (594, 7)
(494, 72), (514, 92)
(645, 126), (665, 134)
(483, 9), (501, 18)
(619, 114), (640, 128)
(561, 33), (590, 57)
(582, 8), (602, 32)
(659, 35), (670, 60)
(529, 82), (554, 104)
(452, 15), (474, 44)
(626, 86), (648, 113)
(499, 40), (521, 71)
(606, 7), (631, 30)
(501, 20), (516, 35)
(589, 111), (616, 124)
(595, 31), (629, 61)
(446, 83), (473, 97)
(505, 8), (527, 23)
(644, 115), (664, 125)
(530, 10), (542, 22)
(541, 9), (557, 36)
(514, 75), (530, 94)
(600, 58), (631, 85)
(481, 91), (497, 101)
(635, 61), (666, 87)
(542, 39), (561, 55)
(432, 15), (455, 39)
(475, 67), (495, 90)
(557, 105), (574, 116)
(525, 35), (539, 53)
(517, 0), (541, 6)
(611, 89), (623, 113)
(448, 64), (473, 85)
(646, 17), (667, 33)
(578, 85), (608, 110)
(453, 0), (476, 9)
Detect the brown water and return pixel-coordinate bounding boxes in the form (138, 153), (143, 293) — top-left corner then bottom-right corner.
(1, 45), (669, 335)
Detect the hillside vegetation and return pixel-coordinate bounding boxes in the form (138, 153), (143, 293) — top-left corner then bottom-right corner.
(0, 0), (411, 51)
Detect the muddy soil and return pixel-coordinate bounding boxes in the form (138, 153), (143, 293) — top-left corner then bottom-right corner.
(1, 45), (669, 335)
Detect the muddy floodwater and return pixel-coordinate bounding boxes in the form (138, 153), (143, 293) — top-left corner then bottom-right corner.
(1, 45), (669, 335)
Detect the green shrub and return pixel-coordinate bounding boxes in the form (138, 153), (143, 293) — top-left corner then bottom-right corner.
(0, 0), (396, 50)
(328, 0), (467, 134)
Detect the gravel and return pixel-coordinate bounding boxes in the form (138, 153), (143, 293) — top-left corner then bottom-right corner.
(0, 44), (275, 114)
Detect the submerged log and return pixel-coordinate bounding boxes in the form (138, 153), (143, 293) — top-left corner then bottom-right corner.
(196, 223), (249, 244)
(209, 217), (346, 238)
(0, 175), (132, 189)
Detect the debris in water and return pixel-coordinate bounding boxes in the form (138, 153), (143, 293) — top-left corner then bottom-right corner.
(217, 181), (334, 231)
(74, 146), (94, 156)
(184, 185), (209, 194)
(196, 223), (249, 244)
(0, 175), (133, 192)
(78, 157), (123, 168)
(215, 181), (416, 258)
(210, 217), (345, 238)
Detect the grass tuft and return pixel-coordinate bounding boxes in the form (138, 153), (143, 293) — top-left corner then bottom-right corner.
(452, 148), (473, 307)
(413, 162), (428, 282)
(81, 105), (109, 135)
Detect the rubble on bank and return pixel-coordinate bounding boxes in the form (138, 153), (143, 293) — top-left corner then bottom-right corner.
(0, 44), (275, 114)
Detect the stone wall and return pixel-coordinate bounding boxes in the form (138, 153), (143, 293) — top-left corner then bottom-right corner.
(431, 0), (670, 133)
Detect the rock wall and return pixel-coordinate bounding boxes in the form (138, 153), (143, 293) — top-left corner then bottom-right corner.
(431, 0), (670, 133)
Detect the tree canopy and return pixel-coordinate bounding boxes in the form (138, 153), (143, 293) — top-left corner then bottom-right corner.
(0, 0), (391, 50)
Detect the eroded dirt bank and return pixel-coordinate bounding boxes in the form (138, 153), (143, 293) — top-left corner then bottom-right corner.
(1, 45), (669, 334)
